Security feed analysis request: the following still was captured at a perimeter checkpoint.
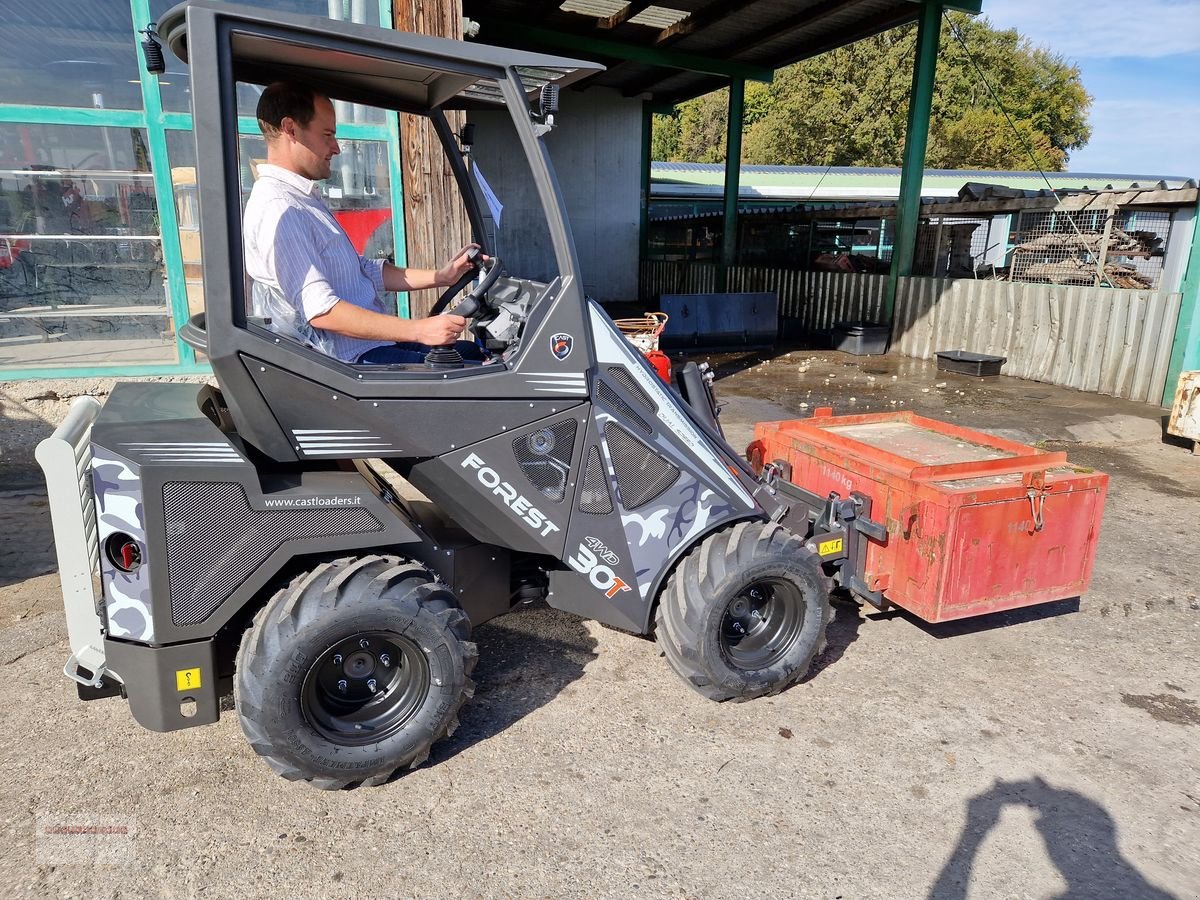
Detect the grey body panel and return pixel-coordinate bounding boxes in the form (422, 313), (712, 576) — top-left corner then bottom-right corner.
(105, 638), (219, 732)
(248, 357), (586, 460)
(408, 408), (589, 559)
(91, 383), (512, 648)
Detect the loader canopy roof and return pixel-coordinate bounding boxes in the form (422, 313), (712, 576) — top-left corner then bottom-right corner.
(159, 0), (603, 112)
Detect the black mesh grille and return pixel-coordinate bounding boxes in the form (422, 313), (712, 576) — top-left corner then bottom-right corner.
(603, 423), (679, 509)
(164, 482), (382, 626)
(597, 380), (652, 435)
(512, 420), (577, 502)
(608, 366), (656, 413)
(578, 446), (613, 514)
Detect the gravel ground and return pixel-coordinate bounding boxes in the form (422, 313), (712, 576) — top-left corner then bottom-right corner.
(0, 354), (1197, 899)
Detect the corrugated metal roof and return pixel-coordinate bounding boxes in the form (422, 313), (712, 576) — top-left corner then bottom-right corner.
(650, 163), (1199, 201)
(463, 0), (982, 104)
(648, 178), (1200, 222)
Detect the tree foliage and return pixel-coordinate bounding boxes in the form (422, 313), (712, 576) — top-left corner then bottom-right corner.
(653, 14), (1092, 172)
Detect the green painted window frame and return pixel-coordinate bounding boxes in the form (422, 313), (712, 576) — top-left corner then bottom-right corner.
(0, 0), (403, 380)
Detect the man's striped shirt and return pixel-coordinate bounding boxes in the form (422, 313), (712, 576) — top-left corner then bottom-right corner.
(242, 163), (391, 362)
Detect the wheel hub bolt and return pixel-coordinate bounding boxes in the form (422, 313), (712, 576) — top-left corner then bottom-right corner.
(359, 639), (371, 649)
(367, 679), (378, 692)
(332, 654), (343, 666)
(337, 679), (348, 693)
(380, 654), (391, 668)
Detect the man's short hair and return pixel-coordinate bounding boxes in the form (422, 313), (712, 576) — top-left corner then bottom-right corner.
(256, 81), (323, 140)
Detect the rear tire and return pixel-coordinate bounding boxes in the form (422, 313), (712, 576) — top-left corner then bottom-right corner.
(655, 521), (830, 702)
(235, 555), (476, 789)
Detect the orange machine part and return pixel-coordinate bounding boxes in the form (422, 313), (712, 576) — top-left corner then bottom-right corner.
(752, 410), (1109, 623)
(644, 349), (672, 384)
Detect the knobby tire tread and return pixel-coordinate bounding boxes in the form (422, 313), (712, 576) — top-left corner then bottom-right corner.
(235, 555), (476, 789)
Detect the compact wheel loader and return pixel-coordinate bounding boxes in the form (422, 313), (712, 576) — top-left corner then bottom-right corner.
(35, 1), (834, 789)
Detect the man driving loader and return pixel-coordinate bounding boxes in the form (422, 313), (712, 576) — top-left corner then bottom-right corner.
(243, 80), (485, 364)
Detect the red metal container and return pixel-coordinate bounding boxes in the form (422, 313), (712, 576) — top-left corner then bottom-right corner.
(750, 409), (1108, 623)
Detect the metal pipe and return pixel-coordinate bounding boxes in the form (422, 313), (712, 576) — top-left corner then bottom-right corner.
(1164, 206), (1200, 405)
(639, 101), (652, 300)
(718, 78), (744, 293)
(886, 0), (943, 320)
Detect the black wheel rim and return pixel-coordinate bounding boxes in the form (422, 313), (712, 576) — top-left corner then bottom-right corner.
(720, 577), (806, 669)
(301, 631), (430, 746)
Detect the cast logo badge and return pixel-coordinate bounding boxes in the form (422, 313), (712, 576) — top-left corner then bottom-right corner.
(550, 333), (573, 361)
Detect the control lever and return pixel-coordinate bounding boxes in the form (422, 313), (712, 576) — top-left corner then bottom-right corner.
(426, 249), (487, 370)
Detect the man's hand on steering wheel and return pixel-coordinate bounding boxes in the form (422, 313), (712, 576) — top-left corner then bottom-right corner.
(436, 244), (486, 289)
(432, 245), (503, 317)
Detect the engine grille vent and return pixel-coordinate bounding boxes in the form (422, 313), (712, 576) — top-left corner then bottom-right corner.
(603, 423), (679, 509)
(608, 366), (656, 412)
(512, 419), (577, 502)
(597, 380), (652, 435)
(164, 482), (381, 626)
(578, 445), (613, 514)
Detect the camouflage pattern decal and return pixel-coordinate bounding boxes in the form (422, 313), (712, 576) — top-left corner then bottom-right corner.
(595, 410), (737, 599)
(618, 473), (737, 599)
(91, 448), (154, 643)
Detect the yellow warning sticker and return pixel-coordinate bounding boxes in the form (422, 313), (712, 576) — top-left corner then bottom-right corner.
(818, 538), (844, 556)
(175, 668), (201, 692)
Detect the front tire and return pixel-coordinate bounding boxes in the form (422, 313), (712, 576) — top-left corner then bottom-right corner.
(235, 555), (476, 789)
(655, 521), (830, 702)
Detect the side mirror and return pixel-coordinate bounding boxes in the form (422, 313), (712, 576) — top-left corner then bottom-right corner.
(531, 84), (559, 136)
(539, 84), (559, 118)
(458, 123), (475, 151)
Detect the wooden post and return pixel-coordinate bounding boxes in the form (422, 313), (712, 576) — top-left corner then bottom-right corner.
(1094, 206), (1116, 287)
(394, 0), (471, 317)
(931, 216), (946, 277)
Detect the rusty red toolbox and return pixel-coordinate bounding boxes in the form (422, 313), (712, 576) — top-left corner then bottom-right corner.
(749, 409), (1109, 623)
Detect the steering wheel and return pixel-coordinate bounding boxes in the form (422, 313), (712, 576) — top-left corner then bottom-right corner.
(432, 248), (498, 315)
(445, 255), (503, 319)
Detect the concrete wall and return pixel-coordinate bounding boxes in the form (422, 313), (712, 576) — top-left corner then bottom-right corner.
(469, 87), (641, 303)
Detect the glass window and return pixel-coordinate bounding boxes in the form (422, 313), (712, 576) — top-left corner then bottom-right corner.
(153, 0), (385, 120)
(168, 125), (395, 326)
(467, 80), (561, 287)
(166, 131), (204, 321)
(0, 4), (144, 110)
(237, 132), (395, 259)
(0, 124), (176, 369)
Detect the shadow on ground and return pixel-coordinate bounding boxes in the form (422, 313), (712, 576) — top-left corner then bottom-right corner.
(429, 601), (598, 765)
(929, 776), (1175, 899)
(0, 490), (56, 588)
(867, 597), (1081, 639)
(803, 596), (864, 682)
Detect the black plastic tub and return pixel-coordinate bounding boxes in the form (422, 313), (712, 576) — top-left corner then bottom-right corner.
(832, 321), (889, 355)
(936, 350), (1007, 377)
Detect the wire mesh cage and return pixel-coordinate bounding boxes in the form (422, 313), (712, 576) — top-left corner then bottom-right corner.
(912, 216), (994, 278)
(1007, 208), (1169, 289)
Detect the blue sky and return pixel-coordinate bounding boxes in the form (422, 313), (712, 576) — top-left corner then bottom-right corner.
(979, 0), (1200, 179)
